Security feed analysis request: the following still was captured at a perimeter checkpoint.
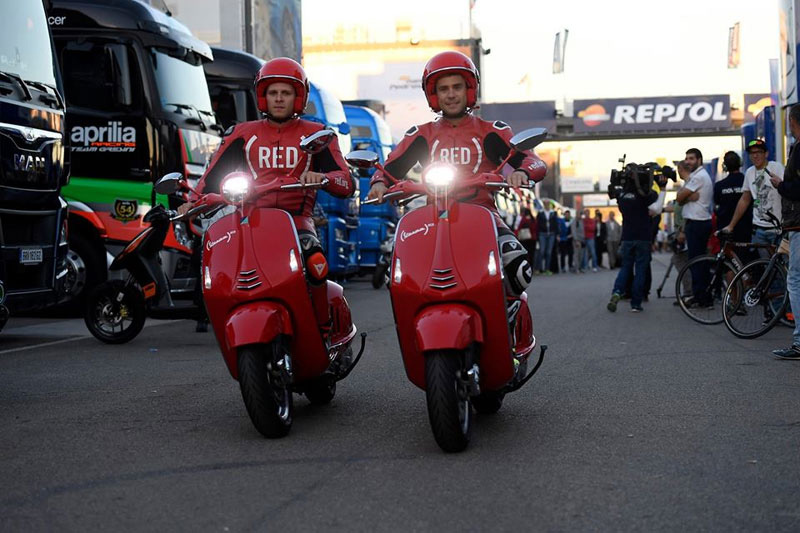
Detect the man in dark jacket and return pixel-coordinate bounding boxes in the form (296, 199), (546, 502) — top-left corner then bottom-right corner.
(772, 104), (800, 359)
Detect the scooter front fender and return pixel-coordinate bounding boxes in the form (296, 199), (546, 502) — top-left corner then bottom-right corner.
(223, 301), (292, 379)
(414, 304), (483, 352)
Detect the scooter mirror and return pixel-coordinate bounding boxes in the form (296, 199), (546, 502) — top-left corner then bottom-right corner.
(154, 172), (184, 194)
(509, 128), (548, 152)
(299, 129), (336, 154)
(345, 150), (379, 169)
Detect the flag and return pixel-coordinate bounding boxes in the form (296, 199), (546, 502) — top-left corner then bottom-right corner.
(553, 29), (569, 74)
(728, 23), (740, 69)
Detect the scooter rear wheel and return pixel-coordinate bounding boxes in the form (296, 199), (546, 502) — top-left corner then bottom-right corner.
(238, 344), (293, 438)
(84, 281), (146, 344)
(425, 351), (472, 453)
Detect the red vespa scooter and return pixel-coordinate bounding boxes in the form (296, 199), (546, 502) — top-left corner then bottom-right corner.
(156, 130), (366, 438)
(350, 128), (548, 453)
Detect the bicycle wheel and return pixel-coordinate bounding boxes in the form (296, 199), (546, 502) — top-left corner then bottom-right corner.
(675, 255), (737, 325)
(722, 258), (789, 339)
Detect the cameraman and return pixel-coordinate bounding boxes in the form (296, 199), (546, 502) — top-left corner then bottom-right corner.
(677, 148), (713, 308)
(607, 169), (667, 312)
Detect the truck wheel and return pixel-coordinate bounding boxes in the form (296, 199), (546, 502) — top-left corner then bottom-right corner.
(238, 344), (293, 438)
(65, 234), (105, 306)
(425, 351), (472, 453)
(84, 280), (146, 344)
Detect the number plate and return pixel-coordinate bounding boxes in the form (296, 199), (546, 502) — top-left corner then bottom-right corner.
(19, 248), (43, 264)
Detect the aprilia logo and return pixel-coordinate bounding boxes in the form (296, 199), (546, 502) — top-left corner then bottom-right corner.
(70, 122), (136, 153)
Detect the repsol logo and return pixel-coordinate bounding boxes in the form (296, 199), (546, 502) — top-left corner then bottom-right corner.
(612, 102), (727, 124)
(13, 154), (45, 173)
(70, 122), (136, 153)
(577, 97), (730, 131)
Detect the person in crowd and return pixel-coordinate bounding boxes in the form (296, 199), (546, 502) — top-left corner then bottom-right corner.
(722, 139), (785, 250)
(656, 226), (668, 252)
(537, 200), (559, 274)
(559, 209), (574, 273)
(606, 211), (621, 268)
(517, 207), (538, 270)
(771, 104), (800, 359)
(676, 148), (714, 308)
(595, 210), (607, 268)
(572, 210), (585, 272)
(581, 209), (598, 272)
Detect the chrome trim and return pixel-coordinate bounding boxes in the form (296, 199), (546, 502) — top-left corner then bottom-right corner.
(431, 275), (455, 282)
(55, 268), (68, 280)
(239, 269), (256, 276)
(433, 268), (452, 274)
(329, 324), (358, 351)
(237, 275), (259, 283)
(236, 281), (263, 290)
(0, 121), (62, 141)
(430, 282), (458, 290)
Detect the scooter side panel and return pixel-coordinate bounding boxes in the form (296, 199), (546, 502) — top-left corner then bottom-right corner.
(327, 281), (356, 347)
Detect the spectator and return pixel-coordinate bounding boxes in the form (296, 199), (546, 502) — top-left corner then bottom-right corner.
(537, 200), (558, 274)
(572, 210), (585, 272)
(772, 104), (800, 359)
(606, 211), (621, 268)
(559, 209), (574, 273)
(677, 148), (714, 308)
(595, 210), (607, 268)
(656, 226), (668, 252)
(581, 209), (598, 272)
(517, 207), (538, 270)
(714, 151), (751, 243)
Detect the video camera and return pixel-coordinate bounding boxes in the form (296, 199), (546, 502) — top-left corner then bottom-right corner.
(607, 155), (677, 200)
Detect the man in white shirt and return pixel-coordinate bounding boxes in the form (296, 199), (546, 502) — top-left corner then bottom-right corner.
(722, 138), (785, 247)
(676, 148), (714, 307)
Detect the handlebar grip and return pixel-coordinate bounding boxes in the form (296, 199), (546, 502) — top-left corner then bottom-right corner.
(363, 191), (405, 205)
(280, 178), (329, 190)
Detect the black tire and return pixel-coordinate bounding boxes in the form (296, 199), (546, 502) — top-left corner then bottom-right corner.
(305, 374), (336, 405)
(372, 263), (389, 289)
(83, 280), (146, 344)
(238, 344), (293, 438)
(471, 390), (505, 414)
(723, 258), (789, 339)
(65, 233), (106, 308)
(425, 351), (471, 453)
(675, 255), (737, 325)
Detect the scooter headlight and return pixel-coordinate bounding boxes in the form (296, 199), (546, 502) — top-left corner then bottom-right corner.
(221, 173), (251, 204)
(424, 164), (456, 189)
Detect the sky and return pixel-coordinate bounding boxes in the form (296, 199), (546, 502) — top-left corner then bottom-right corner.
(302, 0), (783, 187)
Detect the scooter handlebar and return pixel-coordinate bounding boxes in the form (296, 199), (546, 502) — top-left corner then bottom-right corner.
(279, 178), (329, 190)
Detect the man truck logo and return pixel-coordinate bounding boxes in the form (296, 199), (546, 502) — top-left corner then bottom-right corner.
(71, 122), (136, 153)
(13, 153), (45, 173)
(577, 104), (611, 127)
(112, 200), (138, 222)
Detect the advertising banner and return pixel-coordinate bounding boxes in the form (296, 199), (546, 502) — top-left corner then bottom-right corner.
(480, 101), (557, 134)
(573, 95), (731, 134)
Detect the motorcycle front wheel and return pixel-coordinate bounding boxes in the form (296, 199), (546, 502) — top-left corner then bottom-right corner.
(425, 351), (472, 453)
(238, 344), (293, 438)
(84, 280), (146, 344)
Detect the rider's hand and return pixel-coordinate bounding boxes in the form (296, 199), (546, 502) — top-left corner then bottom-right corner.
(770, 175), (782, 188)
(368, 182), (388, 203)
(177, 201), (195, 216)
(299, 171), (326, 186)
(721, 224), (733, 234)
(507, 170), (529, 188)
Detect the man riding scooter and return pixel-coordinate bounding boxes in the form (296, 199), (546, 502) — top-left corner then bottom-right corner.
(367, 51), (548, 321)
(180, 57), (355, 337)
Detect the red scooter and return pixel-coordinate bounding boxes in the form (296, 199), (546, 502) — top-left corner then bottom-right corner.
(156, 130), (366, 438)
(350, 128), (548, 453)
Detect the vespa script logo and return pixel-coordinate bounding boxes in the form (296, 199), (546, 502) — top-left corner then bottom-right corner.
(400, 223), (434, 242)
(206, 230), (237, 251)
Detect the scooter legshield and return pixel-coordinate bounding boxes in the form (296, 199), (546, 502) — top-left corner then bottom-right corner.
(390, 203), (514, 391)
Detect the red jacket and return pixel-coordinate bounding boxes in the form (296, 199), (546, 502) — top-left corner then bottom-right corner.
(197, 117), (355, 232)
(370, 114), (547, 214)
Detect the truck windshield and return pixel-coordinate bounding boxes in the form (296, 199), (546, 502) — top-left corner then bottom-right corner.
(0, 1), (57, 87)
(150, 50), (213, 114)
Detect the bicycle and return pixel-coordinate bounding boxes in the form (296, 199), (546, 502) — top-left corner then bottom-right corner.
(674, 231), (773, 325)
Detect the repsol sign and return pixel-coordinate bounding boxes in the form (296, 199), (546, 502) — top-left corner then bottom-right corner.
(574, 95), (731, 133)
(70, 122), (137, 153)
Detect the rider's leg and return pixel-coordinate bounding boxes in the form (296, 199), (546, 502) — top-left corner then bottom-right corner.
(497, 225), (533, 326)
(298, 230), (331, 332)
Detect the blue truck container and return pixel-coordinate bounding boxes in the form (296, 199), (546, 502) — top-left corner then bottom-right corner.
(343, 105), (397, 268)
(755, 106), (777, 159)
(741, 121), (757, 169)
(303, 83), (359, 277)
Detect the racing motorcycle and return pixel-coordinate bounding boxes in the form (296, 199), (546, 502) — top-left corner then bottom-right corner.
(350, 127), (548, 453)
(156, 129), (366, 438)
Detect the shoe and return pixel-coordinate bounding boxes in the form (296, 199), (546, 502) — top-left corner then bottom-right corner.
(630, 306), (643, 313)
(772, 345), (800, 359)
(592, 267), (598, 272)
(607, 293), (621, 312)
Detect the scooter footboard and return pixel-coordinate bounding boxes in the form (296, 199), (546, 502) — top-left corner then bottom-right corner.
(415, 304), (484, 352)
(223, 301), (292, 379)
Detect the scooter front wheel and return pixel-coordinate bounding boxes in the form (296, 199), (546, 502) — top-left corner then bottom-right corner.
(84, 281), (146, 344)
(425, 351), (472, 453)
(238, 344), (293, 438)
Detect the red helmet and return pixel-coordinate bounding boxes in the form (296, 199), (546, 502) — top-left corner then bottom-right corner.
(254, 57), (309, 115)
(422, 51), (480, 112)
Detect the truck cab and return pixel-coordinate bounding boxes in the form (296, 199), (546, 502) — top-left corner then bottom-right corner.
(343, 104), (397, 269)
(204, 47), (263, 130)
(0, 0), (70, 328)
(48, 0), (221, 304)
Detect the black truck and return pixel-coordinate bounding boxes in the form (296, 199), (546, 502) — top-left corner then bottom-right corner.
(0, 0), (70, 329)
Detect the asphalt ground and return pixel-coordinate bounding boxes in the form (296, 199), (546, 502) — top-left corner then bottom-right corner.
(1, 253), (799, 531)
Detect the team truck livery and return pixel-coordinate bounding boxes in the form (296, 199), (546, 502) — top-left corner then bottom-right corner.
(0, 0), (70, 328)
(48, 0), (221, 304)
(204, 47), (264, 130)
